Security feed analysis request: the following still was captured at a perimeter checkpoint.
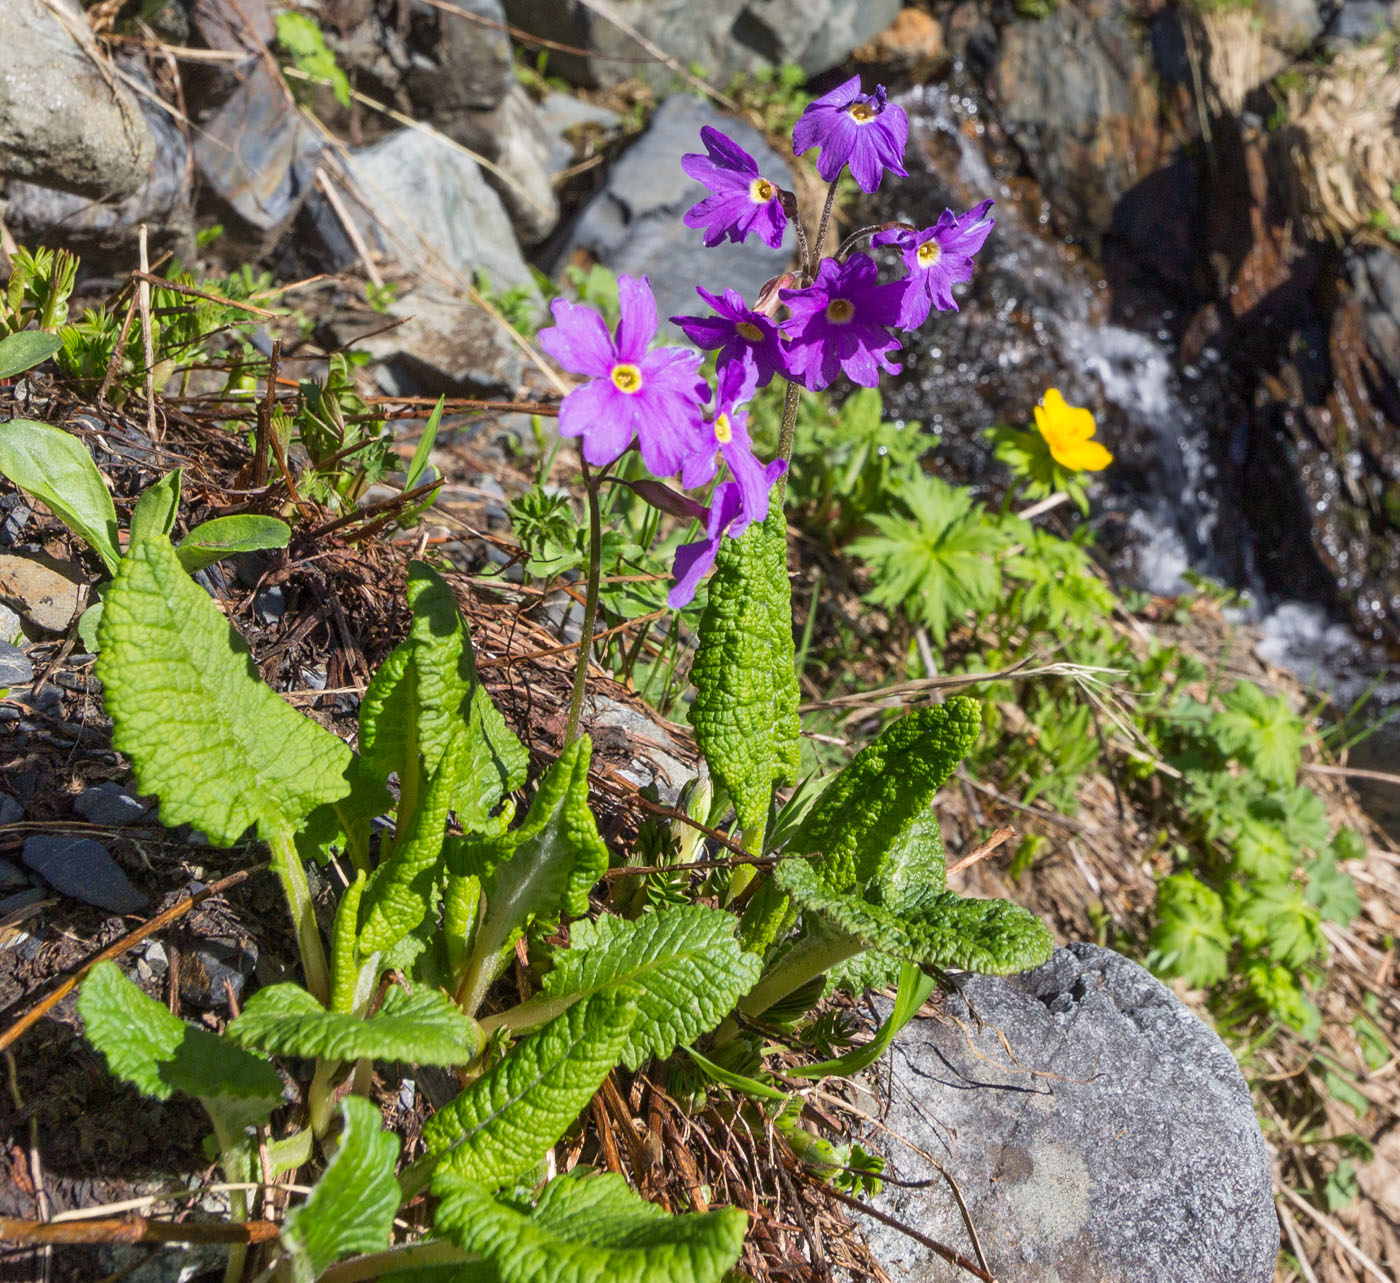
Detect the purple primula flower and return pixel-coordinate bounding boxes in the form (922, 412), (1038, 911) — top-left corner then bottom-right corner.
(791, 76), (908, 194)
(671, 286), (789, 387)
(668, 459), (787, 609)
(872, 199), (995, 327)
(679, 358), (775, 528)
(779, 253), (905, 390)
(682, 127), (787, 249)
(538, 274), (708, 477)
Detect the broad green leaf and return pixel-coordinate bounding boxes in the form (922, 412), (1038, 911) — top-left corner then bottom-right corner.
(775, 856), (1054, 975)
(0, 330), (63, 378)
(0, 418), (119, 571)
(689, 502), (800, 837)
(788, 962), (936, 1078)
(433, 1169), (746, 1283)
(533, 907), (762, 1068)
(1212, 681), (1304, 786)
(176, 514), (290, 572)
(791, 700), (980, 894)
(1233, 881), (1326, 967)
(281, 1096), (400, 1283)
(78, 961), (282, 1129)
(95, 536), (356, 846)
(228, 982), (478, 1066)
(357, 638), (416, 790)
(1147, 873), (1231, 988)
(129, 470), (182, 546)
(420, 991), (637, 1185)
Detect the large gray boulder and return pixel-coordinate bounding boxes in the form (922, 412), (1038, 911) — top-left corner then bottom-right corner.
(857, 943), (1278, 1282)
(0, 0), (155, 198)
(555, 95), (794, 335)
(502, 0), (900, 88)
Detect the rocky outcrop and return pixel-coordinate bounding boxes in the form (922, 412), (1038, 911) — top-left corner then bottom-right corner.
(858, 943), (1278, 1283)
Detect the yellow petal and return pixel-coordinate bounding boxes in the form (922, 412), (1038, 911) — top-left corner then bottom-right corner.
(1051, 438), (1113, 472)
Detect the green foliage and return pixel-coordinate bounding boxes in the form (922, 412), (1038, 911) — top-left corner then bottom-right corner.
(0, 330), (62, 379)
(1148, 873), (1232, 988)
(286, 353), (396, 510)
(275, 9), (352, 108)
(0, 246), (76, 335)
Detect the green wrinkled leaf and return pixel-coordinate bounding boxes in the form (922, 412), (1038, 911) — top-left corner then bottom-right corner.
(791, 700), (980, 893)
(95, 536), (356, 846)
(0, 418), (119, 572)
(228, 982), (478, 1066)
(689, 502), (800, 837)
(421, 992), (637, 1185)
(176, 514), (290, 572)
(129, 469), (182, 546)
(432, 1169), (746, 1283)
(78, 961), (282, 1129)
(0, 330), (63, 378)
(534, 907), (762, 1069)
(281, 1096), (400, 1283)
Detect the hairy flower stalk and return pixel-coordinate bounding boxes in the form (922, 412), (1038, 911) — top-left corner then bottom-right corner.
(564, 460), (603, 743)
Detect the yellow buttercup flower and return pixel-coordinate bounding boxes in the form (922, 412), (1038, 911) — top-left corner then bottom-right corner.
(1033, 388), (1113, 472)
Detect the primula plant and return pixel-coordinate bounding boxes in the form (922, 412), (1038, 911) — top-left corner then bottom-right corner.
(65, 77), (1057, 1281)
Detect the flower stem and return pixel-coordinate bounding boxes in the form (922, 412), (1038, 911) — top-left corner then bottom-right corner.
(564, 456), (603, 745)
(773, 379), (802, 504)
(811, 178), (842, 264)
(268, 830), (330, 1007)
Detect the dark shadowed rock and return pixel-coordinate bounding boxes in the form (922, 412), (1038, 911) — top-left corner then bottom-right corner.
(404, 0), (514, 116)
(0, 796), (23, 828)
(857, 943), (1277, 1282)
(21, 835), (147, 914)
(555, 95), (795, 334)
(0, 0), (155, 198)
(75, 783), (152, 829)
(0, 640), (33, 687)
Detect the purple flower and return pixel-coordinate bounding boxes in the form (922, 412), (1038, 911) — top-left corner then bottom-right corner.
(671, 286), (789, 387)
(538, 274), (708, 477)
(779, 253), (905, 390)
(679, 359), (775, 528)
(682, 127), (787, 249)
(792, 77), (908, 194)
(873, 199), (995, 327)
(668, 460), (787, 609)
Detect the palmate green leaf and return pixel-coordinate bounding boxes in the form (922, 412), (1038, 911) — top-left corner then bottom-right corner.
(1233, 881), (1327, 967)
(95, 536), (356, 846)
(281, 1096), (400, 1283)
(0, 418), (120, 572)
(420, 992), (637, 1185)
(791, 700), (980, 894)
(1147, 873), (1231, 988)
(1211, 681), (1304, 786)
(433, 1169), (746, 1283)
(848, 473), (1008, 645)
(534, 907), (762, 1069)
(775, 856), (1053, 975)
(129, 469), (182, 545)
(78, 961), (282, 1129)
(175, 513), (290, 573)
(689, 502), (800, 837)
(0, 330), (63, 378)
(1305, 848), (1361, 925)
(228, 982), (478, 1066)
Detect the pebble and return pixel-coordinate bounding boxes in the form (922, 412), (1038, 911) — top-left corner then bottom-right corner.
(0, 601), (20, 643)
(0, 858), (27, 887)
(75, 782), (152, 827)
(0, 639), (33, 686)
(21, 835), (148, 914)
(180, 938), (257, 1009)
(0, 794), (22, 826)
(0, 553), (86, 633)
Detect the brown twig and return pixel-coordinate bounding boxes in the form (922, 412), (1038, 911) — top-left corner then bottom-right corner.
(137, 225), (158, 443)
(253, 338), (279, 489)
(0, 1215), (280, 1247)
(946, 827), (1016, 876)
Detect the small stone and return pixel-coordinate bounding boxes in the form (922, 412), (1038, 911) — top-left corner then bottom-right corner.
(21, 835), (147, 914)
(75, 783), (152, 828)
(0, 859), (27, 888)
(0, 602), (21, 644)
(140, 939), (169, 974)
(254, 585), (285, 624)
(0, 553), (87, 634)
(0, 888), (47, 917)
(0, 795), (22, 826)
(180, 938), (258, 1010)
(0, 641), (29, 687)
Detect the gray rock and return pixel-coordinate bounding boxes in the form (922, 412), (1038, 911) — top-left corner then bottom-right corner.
(340, 126), (533, 290)
(439, 84), (560, 244)
(0, 640), (32, 686)
(0, 0), (155, 198)
(556, 95), (795, 336)
(0, 795), (23, 827)
(1326, 0), (1395, 40)
(587, 694), (702, 807)
(180, 938), (258, 1010)
(0, 553), (85, 634)
(0, 859), (26, 887)
(502, 0), (900, 87)
(21, 835), (147, 914)
(857, 943), (1276, 1282)
(194, 60), (322, 248)
(405, 0), (514, 115)
(1350, 245), (1400, 389)
(0, 888), (46, 917)
(0, 601), (21, 644)
(75, 783), (152, 828)
(537, 91), (622, 175)
(1256, 0), (1326, 44)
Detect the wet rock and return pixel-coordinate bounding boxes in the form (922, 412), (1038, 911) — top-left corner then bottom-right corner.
(854, 6), (946, 75)
(502, 0), (900, 87)
(2, 60), (194, 270)
(21, 835), (147, 914)
(438, 84), (559, 244)
(858, 943), (1277, 1283)
(556, 94), (795, 335)
(0, 0), (155, 198)
(404, 0), (514, 116)
(0, 796), (23, 827)
(0, 553), (86, 635)
(989, 2), (1164, 245)
(537, 91), (622, 175)
(194, 60), (322, 254)
(75, 783), (152, 828)
(338, 126), (534, 289)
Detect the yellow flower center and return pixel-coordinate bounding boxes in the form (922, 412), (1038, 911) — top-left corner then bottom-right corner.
(916, 240), (942, 268)
(749, 176), (775, 203)
(714, 413), (733, 445)
(611, 363), (643, 394)
(736, 321), (764, 342)
(825, 298), (855, 324)
(848, 101), (875, 124)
